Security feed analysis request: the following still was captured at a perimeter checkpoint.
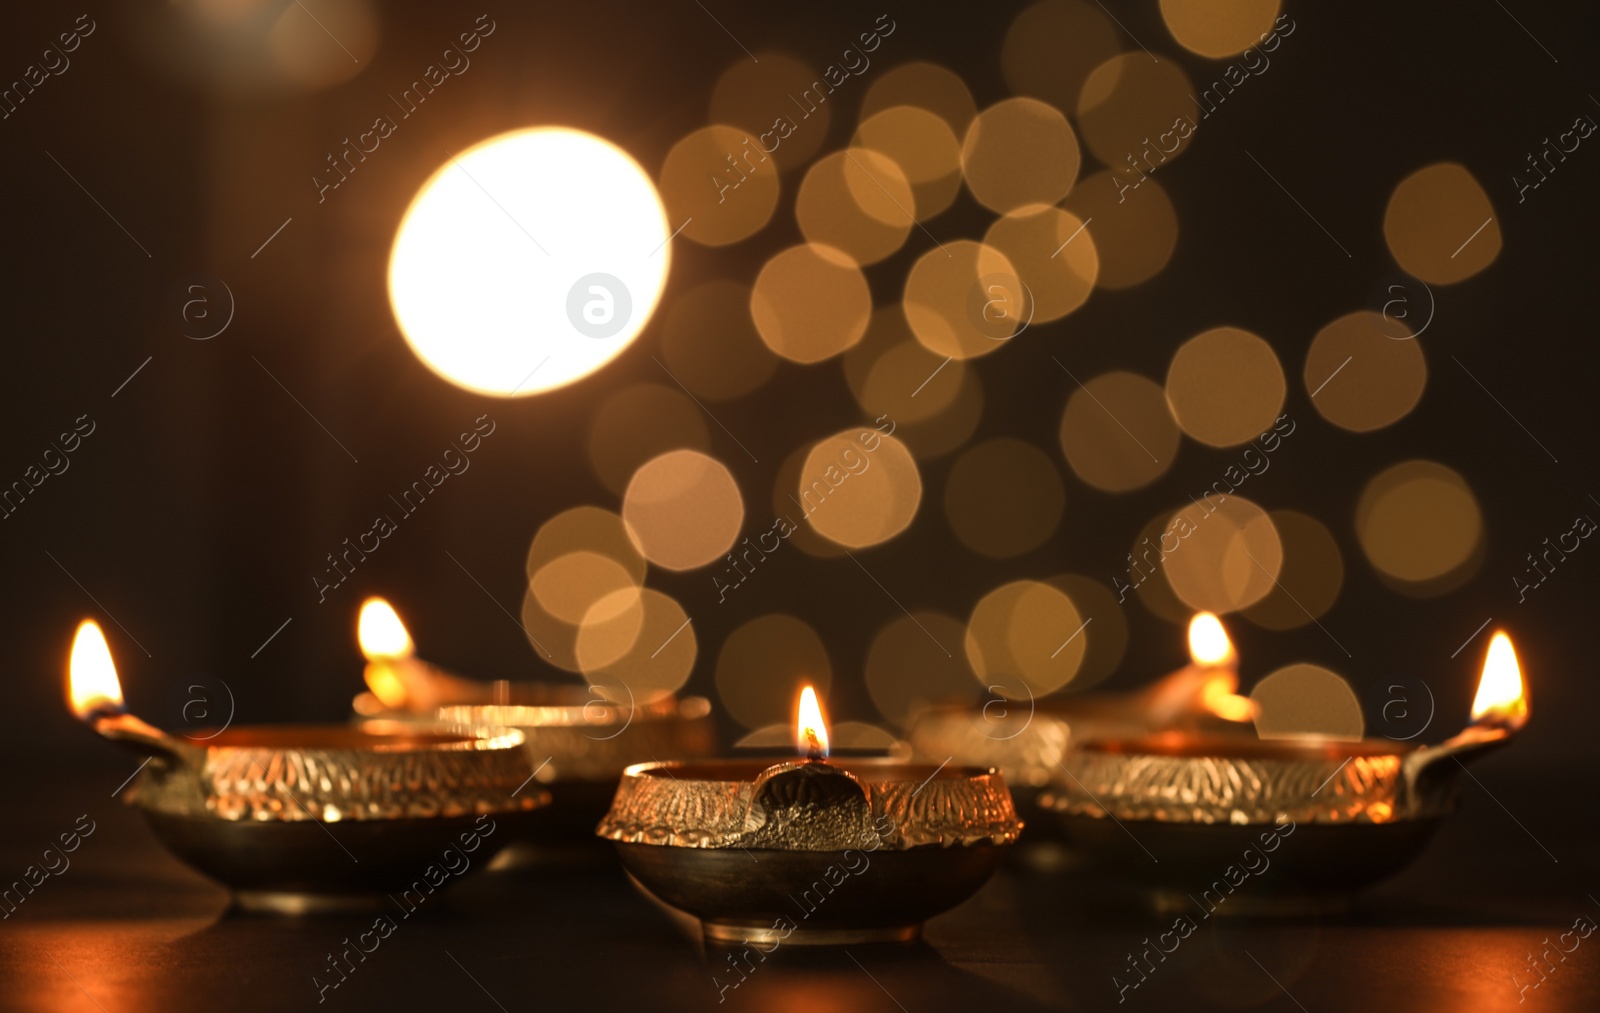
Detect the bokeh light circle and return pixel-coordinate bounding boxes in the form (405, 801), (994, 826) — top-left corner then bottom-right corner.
(961, 98), (1082, 213)
(797, 429), (922, 548)
(1251, 663), (1365, 741)
(1356, 461), (1483, 586)
(1305, 311), (1427, 432)
(1159, 0), (1281, 59)
(751, 243), (873, 363)
(965, 581), (1086, 699)
(1166, 327), (1286, 447)
(622, 450), (744, 570)
(389, 128), (670, 396)
(1160, 494), (1283, 613)
(1383, 162), (1501, 285)
(716, 614), (833, 729)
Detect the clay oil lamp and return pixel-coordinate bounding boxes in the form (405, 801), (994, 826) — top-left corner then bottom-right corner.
(68, 620), (546, 913)
(1039, 632), (1531, 912)
(597, 685), (1022, 944)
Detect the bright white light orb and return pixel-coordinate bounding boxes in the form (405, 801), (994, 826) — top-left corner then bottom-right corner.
(388, 127), (671, 397)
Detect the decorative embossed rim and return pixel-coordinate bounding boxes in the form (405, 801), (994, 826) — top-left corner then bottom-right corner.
(127, 723), (546, 823)
(1042, 734), (1452, 826)
(597, 758), (1023, 850)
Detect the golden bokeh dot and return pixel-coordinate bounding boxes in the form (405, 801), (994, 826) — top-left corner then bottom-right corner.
(659, 124), (779, 246)
(1251, 663), (1365, 741)
(1065, 169), (1179, 290)
(716, 614), (833, 729)
(1002, 1), (1121, 112)
(1077, 54), (1197, 169)
(1123, 513), (1192, 624)
(751, 243), (872, 363)
(530, 550), (639, 626)
(845, 307), (968, 425)
(945, 438), (1065, 559)
(661, 279), (779, 402)
(526, 506), (647, 586)
(519, 584), (583, 672)
(798, 429), (922, 549)
(853, 106), (963, 219)
(622, 449), (744, 571)
(903, 240), (1022, 359)
(1161, 494), (1283, 613)
(1356, 460), (1483, 585)
(865, 611), (975, 727)
(966, 581), (1086, 699)
(1059, 371), (1179, 492)
(1166, 327), (1286, 447)
(861, 61), (978, 138)
(983, 205), (1098, 323)
(961, 98), (1082, 214)
(1046, 574), (1129, 691)
(709, 52), (830, 171)
(588, 383), (710, 496)
(1383, 163), (1501, 285)
(577, 587), (695, 700)
(1305, 311), (1427, 432)
(1242, 511), (1344, 631)
(796, 149), (915, 266)
(1160, 0), (1281, 59)
(773, 440), (847, 559)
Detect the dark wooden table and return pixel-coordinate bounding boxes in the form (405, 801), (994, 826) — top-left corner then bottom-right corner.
(2, 752), (1595, 1012)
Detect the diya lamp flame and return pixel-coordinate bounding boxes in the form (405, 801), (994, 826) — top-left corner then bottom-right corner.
(1402, 630), (1531, 795)
(66, 620), (185, 761)
(1188, 612), (1235, 668)
(355, 597), (487, 713)
(1189, 612), (1256, 722)
(1471, 631), (1528, 731)
(358, 597), (414, 709)
(795, 684), (830, 760)
(1140, 613), (1253, 727)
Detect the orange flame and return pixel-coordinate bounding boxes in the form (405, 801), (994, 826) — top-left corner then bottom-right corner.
(358, 597), (414, 659)
(67, 620), (122, 719)
(1471, 631), (1528, 728)
(1188, 612), (1235, 668)
(1200, 673), (1257, 722)
(795, 685), (830, 758)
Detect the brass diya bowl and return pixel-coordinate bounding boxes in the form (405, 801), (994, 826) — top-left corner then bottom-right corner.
(119, 724), (548, 913)
(1039, 732), (1492, 912)
(362, 687), (716, 846)
(598, 758), (1022, 944)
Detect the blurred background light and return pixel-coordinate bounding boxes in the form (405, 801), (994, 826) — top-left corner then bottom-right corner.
(388, 127), (670, 396)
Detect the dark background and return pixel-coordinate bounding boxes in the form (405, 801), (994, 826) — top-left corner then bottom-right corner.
(2, 2), (1599, 1010)
(3, 0), (1595, 766)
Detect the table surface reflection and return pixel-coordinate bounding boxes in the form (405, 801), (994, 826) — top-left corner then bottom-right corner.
(0, 754), (1595, 1012)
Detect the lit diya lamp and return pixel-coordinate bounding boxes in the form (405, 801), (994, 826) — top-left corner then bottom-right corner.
(1039, 632), (1531, 912)
(353, 597), (715, 844)
(906, 613), (1256, 809)
(68, 619), (545, 913)
(597, 685), (1022, 945)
